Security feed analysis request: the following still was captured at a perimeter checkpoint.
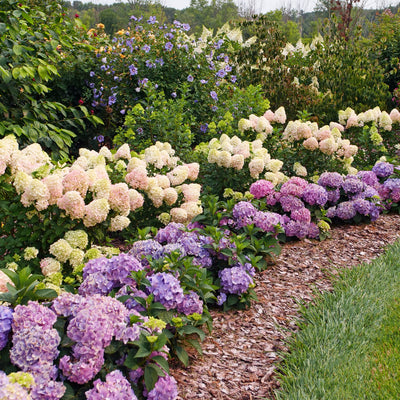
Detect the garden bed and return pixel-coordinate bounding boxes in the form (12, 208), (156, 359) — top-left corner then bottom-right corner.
(171, 213), (400, 400)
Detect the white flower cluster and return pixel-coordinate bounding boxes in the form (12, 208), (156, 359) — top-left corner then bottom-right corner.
(1, 137), (202, 230)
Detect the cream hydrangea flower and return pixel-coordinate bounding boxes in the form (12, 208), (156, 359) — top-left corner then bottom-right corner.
(128, 189), (144, 211)
(249, 157), (264, 178)
(216, 151), (232, 168)
(303, 136), (319, 151)
(83, 198), (110, 227)
(23, 247), (38, 261)
(20, 178), (50, 211)
(147, 185), (164, 208)
(160, 187), (176, 206)
(181, 183), (201, 202)
(93, 178), (111, 199)
(389, 108), (400, 123)
(13, 171), (32, 194)
(170, 207), (188, 223)
(125, 167), (149, 190)
(167, 165), (189, 186)
(230, 154), (244, 170)
(57, 191), (85, 219)
(127, 157), (147, 173)
(64, 230), (88, 249)
(181, 201), (203, 221)
(293, 162), (307, 177)
(114, 143), (131, 160)
(273, 106), (286, 124)
(49, 239), (73, 263)
(109, 215), (131, 231)
(109, 183), (130, 216)
(99, 146), (113, 160)
(186, 163), (200, 181)
(266, 159), (283, 173)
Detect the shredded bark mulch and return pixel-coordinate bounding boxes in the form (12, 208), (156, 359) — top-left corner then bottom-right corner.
(171, 213), (400, 400)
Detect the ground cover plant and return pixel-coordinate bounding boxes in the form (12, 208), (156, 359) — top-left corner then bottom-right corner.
(275, 239), (400, 400)
(2, 2), (400, 399)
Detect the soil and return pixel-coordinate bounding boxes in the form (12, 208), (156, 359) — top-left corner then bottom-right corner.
(170, 213), (400, 400)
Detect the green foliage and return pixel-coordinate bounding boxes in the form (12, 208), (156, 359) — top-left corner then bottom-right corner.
(114, 83), (195, 158)
(0, 266), (57, 305)
(0, 0), (102, 159)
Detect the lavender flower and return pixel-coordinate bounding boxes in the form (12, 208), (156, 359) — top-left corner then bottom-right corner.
(335, 201), (357, 220)
(357, 170), (379, 187)
(279, 195), (305, 212)
(372, 162), (394, 178)
(253, 211), (283, 232)
(232, 201), (258, 228)
(155, 223), (185, 244)
(219, 266), (253, 295)
(317, 172), (344, 188)
(341, 176), (366, 195)
(177, 291), (203, 315)
(0, 305), (13, 350)
(128, 239), (163, 265)
(302, 184), (328, 206)
(147, 374), (178, 400)
(85, 370), (137, 400)
(147, 272), (184, 310)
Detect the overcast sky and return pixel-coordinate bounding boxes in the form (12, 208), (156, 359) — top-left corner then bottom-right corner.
(82, 0), (396, 13)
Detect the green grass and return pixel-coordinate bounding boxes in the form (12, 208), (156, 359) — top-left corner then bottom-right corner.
(274, 239), (400, 400)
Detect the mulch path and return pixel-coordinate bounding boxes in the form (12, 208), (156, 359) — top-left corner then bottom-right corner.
(170, 213), (400, 400)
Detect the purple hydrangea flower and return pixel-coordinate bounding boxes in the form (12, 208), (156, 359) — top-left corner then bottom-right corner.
(283, 220), (310, 239)
(0, 305), (13, 350)
(86, 370), (137, 400)
(357, 170), (379, 187)
(302, 184), (328, 206)
(341, 176), (366, 195)
(249, 180), (275, 199)
(147, 272), (184, 310)
(327, 188), (341, 204)
(128, 239), (164, 265)
(106, 253), (143, 286)
(352, 198), (372, 216)
(279, 195), (305, 212)
(155, 223), (185, 244)
(116, 285), (147, 313)
(280, 177), (308, 197)
(232, 201), (258, 228)
(217, 293), (227, 305)
(30, 376), (66, 400)
(147, 374), (178, 400)
(177, 291), (203, 315)
(317, 172), (344, 189)
(129, 368), (144, 385)
(372, 162), (394, 178)
(290, 207), (311, 223)
(253, 211), (283, 232)
(335, 201), (357, 220)
(219, 266), (253, 295)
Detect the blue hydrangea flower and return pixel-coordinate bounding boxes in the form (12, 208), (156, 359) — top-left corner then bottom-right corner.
(148, 272), (184, 310)
(372, 162), (394, 178)
(0, 305), (13, 350)
(219, 266), (253, 295)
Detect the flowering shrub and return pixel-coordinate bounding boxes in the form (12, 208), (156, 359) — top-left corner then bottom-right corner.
(0, 136), (201, 269)
(86, 18), (243, 146)
(337, 106), (400, 169)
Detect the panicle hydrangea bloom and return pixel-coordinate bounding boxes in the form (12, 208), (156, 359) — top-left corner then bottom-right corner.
(20, 178), (50, 211)
(114, 143), (131, 161)
(64, 230), (88, 249)
(186, 162), (200, 181)
(180, 201), (203, 221)
(372, 161), (394, 178)
(109, 215), (131, 232)
(232, 201), (258, 228)
(62, 166), (89, 198)
(147, 374), (178, 400)
(147, 272), (184, 310)
(108, 183), (130, 216)
(302, 183), (328, 206)
(181, 183), (201, 202)
(125, 167), (149, 190)
(167, 165), (189, 186)
(83, 198), (110, 227)
(57, 191), (85, 219)
(248, 157), (264, 178)
(129, 188), (145, 211)
(85, 370), (137, 400)
(302, 136), (319, 151)
(23, 246), (38, 261)
(49, 239), (73, 263)
(170, 207), (188, 223)
(0, 305), (13, 350)
(42, 174), (63, 205)
(40, 258), (61, 277)
(249, 180), (275, 199)
(219, 266), (253, 295)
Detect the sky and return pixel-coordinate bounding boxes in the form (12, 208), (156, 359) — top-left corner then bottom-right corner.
(81, 0), (396, 13)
